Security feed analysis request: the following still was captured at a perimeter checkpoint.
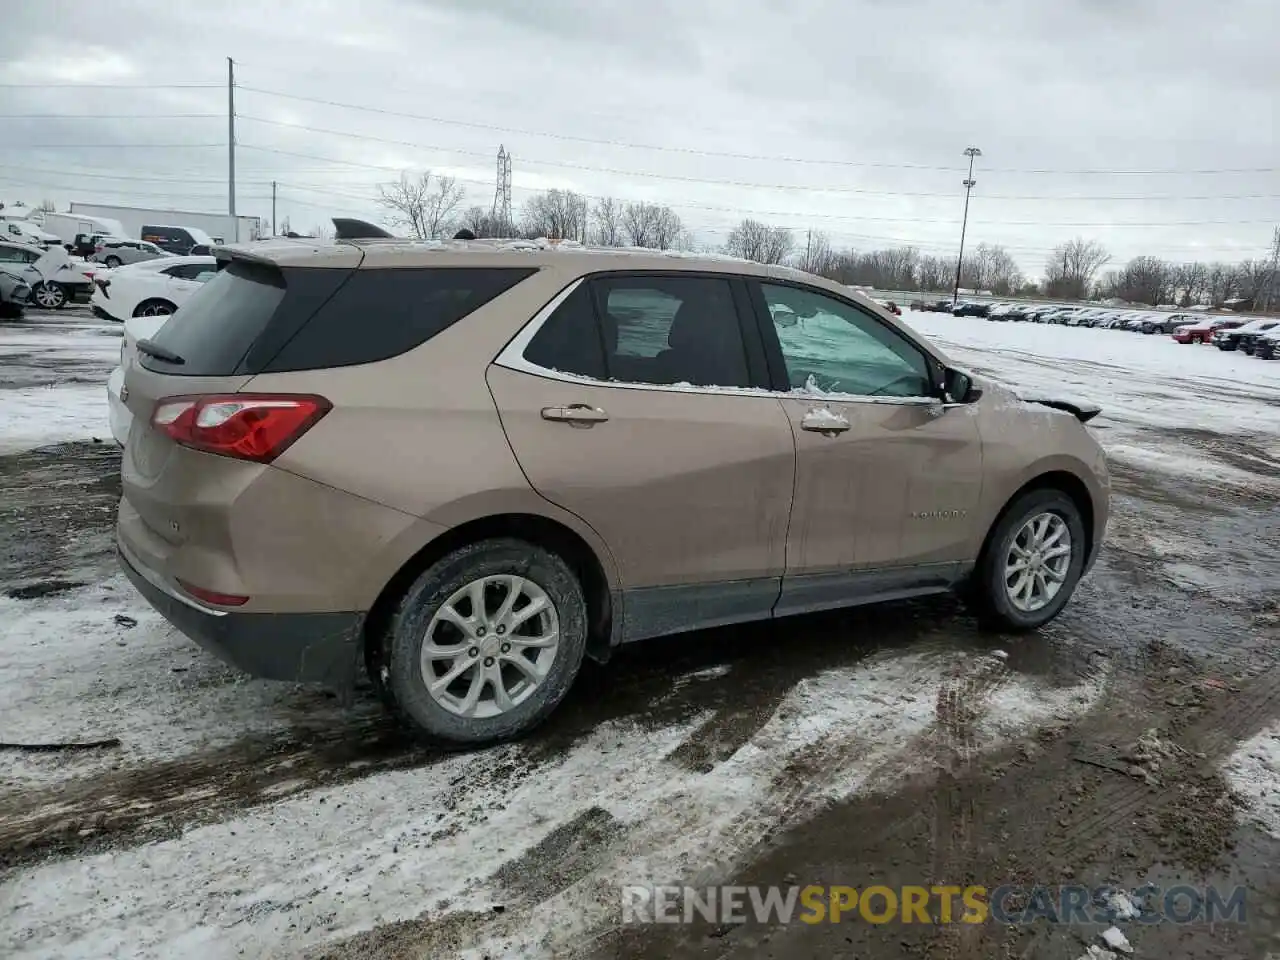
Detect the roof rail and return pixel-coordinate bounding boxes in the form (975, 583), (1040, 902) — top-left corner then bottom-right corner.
(332, 218), (395, 241)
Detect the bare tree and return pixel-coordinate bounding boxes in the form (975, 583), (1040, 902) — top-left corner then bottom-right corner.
(458, 205), (509, 238)
(1171, 261), (1208, 306)
(310, 223), (332, 242)
(522, 189), (589, 241)
(724, 218), (794, 264)
(1261, 225), (1280, 312)
(378, 172), (465, 240)
(1110, 256), (1171, 305)
(621, 202), (683, 250)
(1044, 237), (1111, 299)
(591, 197), (625, 247)
(916, 255), (951, 293)
(961, 243), (1021, 295)
(1204, 262), (1239, 306)
(797, 230), (838, 277)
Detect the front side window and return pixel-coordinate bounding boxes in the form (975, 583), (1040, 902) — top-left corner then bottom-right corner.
(760, 283), (933, 398)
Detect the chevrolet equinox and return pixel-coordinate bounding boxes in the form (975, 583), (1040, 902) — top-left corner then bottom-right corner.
(117, 226), (1110, 747)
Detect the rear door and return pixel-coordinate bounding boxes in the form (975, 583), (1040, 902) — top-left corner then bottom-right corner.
(487, 272), (796, 641)
(746, 280), (983, 617)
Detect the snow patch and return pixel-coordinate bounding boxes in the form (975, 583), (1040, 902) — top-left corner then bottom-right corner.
(5, 650), (1109, 959)
(1222, 720), (1280, 839)
(0, 384), (112, 453)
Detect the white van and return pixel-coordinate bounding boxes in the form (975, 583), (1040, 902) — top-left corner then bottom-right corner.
(42, 212), (127, 247)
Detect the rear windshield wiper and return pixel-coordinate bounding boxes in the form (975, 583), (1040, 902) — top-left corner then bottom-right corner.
(136, 339), (186, 365)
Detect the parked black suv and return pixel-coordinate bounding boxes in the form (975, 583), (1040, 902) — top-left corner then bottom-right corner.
(1215, 319), (1278, 353)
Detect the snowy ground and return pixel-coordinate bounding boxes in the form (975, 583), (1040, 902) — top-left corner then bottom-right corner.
(0, 311), (117, 453)
(906, 310), (1280, 491)
(1, 309), (1279, 960)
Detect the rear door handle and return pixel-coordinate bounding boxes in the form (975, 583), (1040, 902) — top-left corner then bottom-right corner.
(541, 403), (609, 425)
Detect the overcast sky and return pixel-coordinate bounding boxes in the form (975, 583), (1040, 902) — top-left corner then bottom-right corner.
(1, 0), (1276, 274)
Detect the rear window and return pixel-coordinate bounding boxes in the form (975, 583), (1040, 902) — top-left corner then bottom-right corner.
(140, 263), (536, 376)
(141, 261), (288, 376)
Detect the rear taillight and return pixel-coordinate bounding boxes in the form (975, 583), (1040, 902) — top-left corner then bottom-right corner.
(176, 580), (249, 607)
(151, 393), (330, 463)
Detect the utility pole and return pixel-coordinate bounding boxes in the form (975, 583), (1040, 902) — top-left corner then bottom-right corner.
(271, 181), (277, 237)
(952, 146), (982, 309)
(227, 57), (236, 238)
(804, 228), (813, 271)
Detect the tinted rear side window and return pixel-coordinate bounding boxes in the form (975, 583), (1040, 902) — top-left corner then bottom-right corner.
(523, 283), (606, 379)
(262, 267), (536, 373)
(142, 261), (289, 376)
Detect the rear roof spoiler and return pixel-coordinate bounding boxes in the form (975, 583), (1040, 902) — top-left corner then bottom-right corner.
(332, 218), (395, 240)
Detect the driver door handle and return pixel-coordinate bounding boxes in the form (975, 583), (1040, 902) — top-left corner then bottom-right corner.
(541, 403), (609, 425)
(800, 409), (851, 434)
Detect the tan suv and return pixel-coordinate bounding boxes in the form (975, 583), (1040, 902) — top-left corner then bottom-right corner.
(117, 229), (1109, 747)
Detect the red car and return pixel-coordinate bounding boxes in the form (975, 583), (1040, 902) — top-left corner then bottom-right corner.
(1172, 317), (1243, 344)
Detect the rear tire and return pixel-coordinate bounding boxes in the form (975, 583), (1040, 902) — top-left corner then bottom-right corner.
(133, 299), (175, 318)
(32, 282), (67, 310)
(104, 256), (122, 268)
(968, 489), (1087, 632)
(378, 538), (588, 748)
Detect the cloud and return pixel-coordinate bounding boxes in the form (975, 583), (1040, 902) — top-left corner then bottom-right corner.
(0, 0), (1275, 270)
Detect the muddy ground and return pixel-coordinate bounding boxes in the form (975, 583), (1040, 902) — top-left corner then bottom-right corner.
(2, 311), (1279, 959)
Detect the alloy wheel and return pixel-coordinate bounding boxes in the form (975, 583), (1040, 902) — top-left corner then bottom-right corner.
(34, 283), (65, 309)
(1004, 512), (1073, 613)
(420, 575), (560, 718)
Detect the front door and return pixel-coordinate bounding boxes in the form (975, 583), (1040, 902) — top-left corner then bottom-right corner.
(749, 281), (983, 616)
(487, 273), (796, 642)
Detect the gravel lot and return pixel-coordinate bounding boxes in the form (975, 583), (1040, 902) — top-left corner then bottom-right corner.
(2, 308), (1279, 960)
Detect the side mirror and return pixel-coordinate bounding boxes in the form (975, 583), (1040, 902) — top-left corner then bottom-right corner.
(944, 368), (981, 404)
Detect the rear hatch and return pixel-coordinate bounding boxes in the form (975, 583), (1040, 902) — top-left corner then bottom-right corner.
(119, 249), (361, 577)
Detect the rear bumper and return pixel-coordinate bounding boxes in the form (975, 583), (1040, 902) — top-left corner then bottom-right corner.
(117, 537), (364, 688)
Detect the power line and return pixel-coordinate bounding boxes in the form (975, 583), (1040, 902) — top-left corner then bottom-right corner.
(0, 82), (220, 89)
(236, 85), (961, 172)
(0, 143), (223, 149)
(236, 85), (1280, 177)
(238, 144), (1277, 227)
(236, 116), (1280, 204)
(0, 113), (220, 120)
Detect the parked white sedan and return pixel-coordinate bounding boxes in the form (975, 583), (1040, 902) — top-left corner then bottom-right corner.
(101, 256), (218, 445)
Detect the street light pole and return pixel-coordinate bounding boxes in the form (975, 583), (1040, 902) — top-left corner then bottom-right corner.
(952, 146), (981, 309)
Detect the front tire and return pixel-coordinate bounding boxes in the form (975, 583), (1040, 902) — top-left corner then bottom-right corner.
(378, 538), (588, 748)
(103, 256), (122, 268)
(969, 489), (1087, 631)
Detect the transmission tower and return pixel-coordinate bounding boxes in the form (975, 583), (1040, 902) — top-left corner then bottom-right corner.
(491, 145), (512, 233)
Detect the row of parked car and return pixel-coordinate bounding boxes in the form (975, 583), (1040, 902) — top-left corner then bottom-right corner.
(0, 239), (102, 315)
(912, 297), (1280, 360)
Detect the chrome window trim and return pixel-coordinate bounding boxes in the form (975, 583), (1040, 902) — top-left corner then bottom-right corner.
(492, 275), (940, 407)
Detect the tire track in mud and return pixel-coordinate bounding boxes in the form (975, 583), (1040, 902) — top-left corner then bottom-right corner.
(926, 653), (1012, 960)
(1029, 637), (1280, 876)
(0, 715), (433, 871)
